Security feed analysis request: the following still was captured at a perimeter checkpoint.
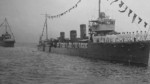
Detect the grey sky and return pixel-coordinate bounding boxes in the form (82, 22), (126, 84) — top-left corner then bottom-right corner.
(0, 0), (149, 43)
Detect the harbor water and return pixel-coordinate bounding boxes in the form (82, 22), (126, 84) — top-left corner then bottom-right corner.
(0, 43), (150, 84)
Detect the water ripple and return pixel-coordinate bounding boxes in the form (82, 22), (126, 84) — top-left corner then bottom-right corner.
(0, 45), (149, 84)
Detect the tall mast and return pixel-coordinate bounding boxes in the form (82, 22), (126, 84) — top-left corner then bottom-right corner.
(41, 13), (50, 41)
(99, 0), (101, 19)
(5, 18), (7, 32)
(45, 14), (48, 41)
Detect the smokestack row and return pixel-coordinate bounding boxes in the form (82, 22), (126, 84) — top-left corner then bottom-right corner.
(59, 24), (87, 42)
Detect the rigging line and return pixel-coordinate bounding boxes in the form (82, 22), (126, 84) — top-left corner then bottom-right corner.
(0, 22), (5, 32)
(0, 20), (7, 34)
(41, 18), (47, 38)
(0, 21), (5, 28)
(48, 0), (81, 19)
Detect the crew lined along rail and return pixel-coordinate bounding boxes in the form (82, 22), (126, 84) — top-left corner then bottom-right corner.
(48, 31), (150, 49)
(93, 31), (150, 43)
(56, 42), (88, 48)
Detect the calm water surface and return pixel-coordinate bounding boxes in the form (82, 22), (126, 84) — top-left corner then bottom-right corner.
(0, 43), (150, 84)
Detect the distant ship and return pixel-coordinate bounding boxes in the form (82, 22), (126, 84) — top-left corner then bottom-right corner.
(38, 0), (150, 66)
(0, 18), (15, 47)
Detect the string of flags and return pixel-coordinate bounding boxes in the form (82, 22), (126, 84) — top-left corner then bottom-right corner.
(47, 0), (81, 19)
(107, 0), (149, 28)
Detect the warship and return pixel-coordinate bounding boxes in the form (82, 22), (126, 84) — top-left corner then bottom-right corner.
(38, 0), (150, 66)
(0, 18), (15, 47)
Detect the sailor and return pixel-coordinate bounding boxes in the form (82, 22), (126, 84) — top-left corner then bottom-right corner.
(135, 31), (140, 42)
(131, 32), (136, 42)
(112, 34), (117, 43)
(121, 32), (125, 42)
(99, 36), (102, 43)
(106, 35), (110, 43)
(127, 32), (131, 42)
(143, 31), (147, 41)
(109, 34), (112, 43)
(93, 36), (98, 43)
(139, 31), (143, 41)
(126, 32), (130, 42)
(96, 38), (99, 43)
(123, 32), (126, 42)
(102, 36), (105, 43)
(117, 33), (122, 43)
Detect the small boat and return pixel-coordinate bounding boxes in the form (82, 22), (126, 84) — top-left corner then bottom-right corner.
(0, 18), (15, 47)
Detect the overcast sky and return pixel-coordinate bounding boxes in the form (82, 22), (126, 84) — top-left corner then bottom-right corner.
(0, 0), (149, 43)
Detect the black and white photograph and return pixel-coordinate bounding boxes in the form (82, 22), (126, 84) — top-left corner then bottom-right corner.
(0, 0), (150, 84)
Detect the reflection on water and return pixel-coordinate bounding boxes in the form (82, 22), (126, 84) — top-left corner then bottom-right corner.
(0, 43), (150, 84)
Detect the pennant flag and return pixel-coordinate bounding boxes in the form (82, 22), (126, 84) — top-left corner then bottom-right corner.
(132, 13), (137, 23)
(138, 17), (142, 24)
(119, 6), (128, 12)
(64, 11), (67, 13)
(110, 0), (119, 5)
(47, 0), (81, 19)
(69, 8), (72, 12)
(144, 22), (148, 28)
(108, 0), (149, 29)
(63, 12), (66, 15)
(60, 13), (63, 16)
(128, 9), (133, 17)
(119, 1), (124, 8)
(77, 0), (81, 4)
(75, 4), (78, 7)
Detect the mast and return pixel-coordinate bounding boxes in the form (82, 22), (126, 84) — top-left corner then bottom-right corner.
(98, 0), (101, 19)
(45, 14), (48, 41)
(41, 13), (50, 41)
(5, 18), (7, 32)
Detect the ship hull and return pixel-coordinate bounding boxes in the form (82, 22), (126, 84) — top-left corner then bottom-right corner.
(0, 40), (15, 47)
(38, 42), (150, 66)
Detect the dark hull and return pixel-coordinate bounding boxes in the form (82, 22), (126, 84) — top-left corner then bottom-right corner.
(0, 40), (15, 47)
(38, 42), (150, 66)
